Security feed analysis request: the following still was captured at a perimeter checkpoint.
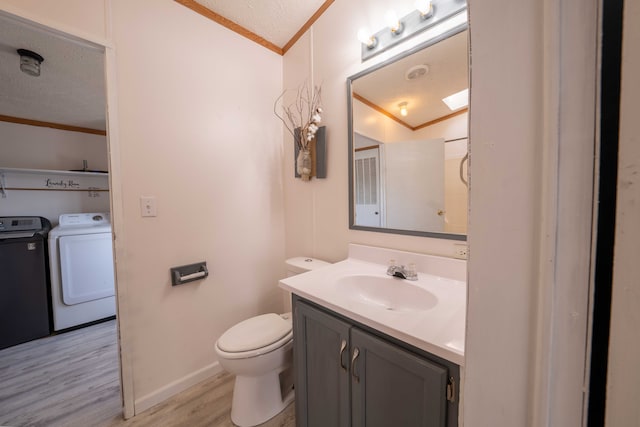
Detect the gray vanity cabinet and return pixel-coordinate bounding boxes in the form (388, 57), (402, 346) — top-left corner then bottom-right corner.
(350, 328), (448, 427)
(294, 297), (456, 427)
(294, 298), (352, 426)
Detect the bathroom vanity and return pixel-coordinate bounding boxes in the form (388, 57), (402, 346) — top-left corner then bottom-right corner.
(293, 296), (459, 427)
(279, 244), (466, 427)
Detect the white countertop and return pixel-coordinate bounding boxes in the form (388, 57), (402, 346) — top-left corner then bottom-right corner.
(279, 250), (466, 365)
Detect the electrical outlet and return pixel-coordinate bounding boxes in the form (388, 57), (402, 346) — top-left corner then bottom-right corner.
(453, 244), (468, 260)
(140, 196), (157, 217)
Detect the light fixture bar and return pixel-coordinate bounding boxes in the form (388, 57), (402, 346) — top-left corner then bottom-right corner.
(360, 0), (467, 62)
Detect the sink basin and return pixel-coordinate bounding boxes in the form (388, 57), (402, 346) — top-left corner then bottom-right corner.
(337, 275), (438, 312)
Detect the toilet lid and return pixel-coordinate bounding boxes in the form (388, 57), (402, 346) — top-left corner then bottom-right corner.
(217, 313), (292, 353)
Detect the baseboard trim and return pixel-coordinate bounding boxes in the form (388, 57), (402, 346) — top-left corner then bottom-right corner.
(134, 361), (223, 414)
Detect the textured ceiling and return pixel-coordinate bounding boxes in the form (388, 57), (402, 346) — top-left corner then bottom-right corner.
(0, 2), (332, 133)
(0, 12), (106, 131)
(0, 2), (462, 134)
(194, 0), (327, 48)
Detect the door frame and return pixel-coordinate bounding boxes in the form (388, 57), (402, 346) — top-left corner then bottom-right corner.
(0, 4), (134, 419)
(530, 0), (600, 425)
(587, 0), (625, 424)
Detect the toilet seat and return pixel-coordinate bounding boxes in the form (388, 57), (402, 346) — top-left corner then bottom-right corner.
(216, 313), (293, 360)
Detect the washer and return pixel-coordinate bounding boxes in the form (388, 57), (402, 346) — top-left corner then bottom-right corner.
(48, 212), (115, 331)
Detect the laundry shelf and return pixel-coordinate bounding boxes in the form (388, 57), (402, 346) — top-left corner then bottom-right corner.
(0, 167), (109, 195)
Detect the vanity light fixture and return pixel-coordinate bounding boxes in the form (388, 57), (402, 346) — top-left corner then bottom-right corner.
(399, 102), (409, 117)
(442, 88), (469, 111)
(17, 49), (44, 77)
(359, 0), (467, 62)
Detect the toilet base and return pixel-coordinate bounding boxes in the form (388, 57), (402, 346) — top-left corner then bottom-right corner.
(230, 369), (295, 427)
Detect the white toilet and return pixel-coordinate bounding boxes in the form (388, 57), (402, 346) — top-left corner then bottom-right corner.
(215, 257), (329, 427)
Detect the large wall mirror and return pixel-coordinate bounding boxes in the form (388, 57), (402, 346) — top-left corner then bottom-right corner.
(348, 24), (469, 240)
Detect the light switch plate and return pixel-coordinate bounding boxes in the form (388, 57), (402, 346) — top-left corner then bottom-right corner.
(140, 196), (157, 217)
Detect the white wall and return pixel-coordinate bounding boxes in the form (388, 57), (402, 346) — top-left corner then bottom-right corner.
(353, 98), (415, 143)
(110, 0), (285, 410)
(464, 1), (542, 423)
(606, 0), (640, 423)
(0, 0), (107, 44)
(1, 0), (286, 415)
(414, 113), (468, 142)
(0, 121), (110, 224)
(0, 121), (108, 171)
(0, 186), (110, 226)
(353, 98), (468, 143)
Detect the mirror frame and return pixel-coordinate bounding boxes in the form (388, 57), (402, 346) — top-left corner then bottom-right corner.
(347, 23), (469, 241)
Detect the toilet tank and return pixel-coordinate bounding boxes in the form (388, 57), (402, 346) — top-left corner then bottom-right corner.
(283, 257), (330, 312)
(285, 257), (330, 277)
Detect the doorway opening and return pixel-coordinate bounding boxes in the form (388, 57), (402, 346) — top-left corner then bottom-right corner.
(0, 9), (125, 425)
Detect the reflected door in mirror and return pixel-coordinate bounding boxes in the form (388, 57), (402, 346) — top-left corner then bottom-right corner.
(354, 147), (381, 227)
(383, 139), (445, 232)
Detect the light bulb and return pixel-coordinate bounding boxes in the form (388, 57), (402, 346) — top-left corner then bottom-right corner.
(415, 0), (433, 17)
(399, 102), (408, 117)
(357, 28), (377, 48)
(385, 10), (403, 34)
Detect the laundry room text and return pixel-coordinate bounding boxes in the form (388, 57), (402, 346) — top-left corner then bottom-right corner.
(45, 178), (81, 189)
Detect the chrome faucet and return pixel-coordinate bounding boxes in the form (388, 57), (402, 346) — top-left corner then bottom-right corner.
(386, 260), (418, 281)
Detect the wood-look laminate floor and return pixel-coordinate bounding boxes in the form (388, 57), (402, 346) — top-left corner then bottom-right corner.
(0, 320), (295, 427)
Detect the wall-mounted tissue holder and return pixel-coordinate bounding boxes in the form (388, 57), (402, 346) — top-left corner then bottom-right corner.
(171, 261), (208, 286)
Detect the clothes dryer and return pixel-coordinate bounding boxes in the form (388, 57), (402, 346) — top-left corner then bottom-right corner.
(48, 213), (115, 331)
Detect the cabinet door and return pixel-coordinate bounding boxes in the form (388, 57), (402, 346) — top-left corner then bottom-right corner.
(294, 301), (352, 427)
(350, 328), (448, 427)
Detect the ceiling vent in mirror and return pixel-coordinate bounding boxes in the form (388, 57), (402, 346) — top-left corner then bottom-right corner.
(406, 64), (429, 80)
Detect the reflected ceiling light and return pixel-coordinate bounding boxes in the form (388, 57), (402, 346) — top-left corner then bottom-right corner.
(442, 88), (469, 111)
(406, 64), (430, 80)
(399, 102), (409, 117)
(385, 10), (404, 35)
(17, 49), (44, 77)
(357, 28), (378, 49)
(358, 0), (468, 62)
(415, 0), (434, 19)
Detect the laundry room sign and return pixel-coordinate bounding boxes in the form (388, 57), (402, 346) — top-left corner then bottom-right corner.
(0, 167), (109, 198)
(45, 178), (82, 189)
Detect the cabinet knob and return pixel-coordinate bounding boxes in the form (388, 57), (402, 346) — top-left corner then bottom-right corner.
(351, 347), (360, 383)
(339, 339), (348, 372)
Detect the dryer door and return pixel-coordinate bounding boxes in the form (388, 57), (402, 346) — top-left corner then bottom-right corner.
(59, 232), (115, 305)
